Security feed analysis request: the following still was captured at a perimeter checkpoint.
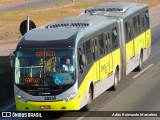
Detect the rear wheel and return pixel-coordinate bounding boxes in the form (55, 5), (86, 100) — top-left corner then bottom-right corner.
(111, 69), (118, 91)
(135, 53), (143, 71)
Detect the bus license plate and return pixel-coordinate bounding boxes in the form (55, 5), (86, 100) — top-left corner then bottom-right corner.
(44, 96), (56, 101)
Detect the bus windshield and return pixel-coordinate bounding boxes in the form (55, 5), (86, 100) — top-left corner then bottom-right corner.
(15, 49), (76, 86)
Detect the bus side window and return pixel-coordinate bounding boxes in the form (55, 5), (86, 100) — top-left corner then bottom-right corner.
(137, 15), (141, 34)
(98, 33), (105, 56)
(83, 40), (92, 65)
(78, 47), (82, 71)
(140, 13), (145, 33)
(125, 20), (132, 43)
(144, 10), (150, 30)
(105, 31), (110, 54)
(112, 27), (119, 50)
(91, 37), (98, 61)
(133, 17), (138, 38)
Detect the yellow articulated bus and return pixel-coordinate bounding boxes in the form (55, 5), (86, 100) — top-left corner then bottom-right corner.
(12, 2), (151, 111)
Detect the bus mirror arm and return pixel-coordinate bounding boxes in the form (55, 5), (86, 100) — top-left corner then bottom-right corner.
(9, 51), (15, 69)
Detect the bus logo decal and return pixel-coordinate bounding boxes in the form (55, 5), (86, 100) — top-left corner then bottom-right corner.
(53, 75), (62, 84)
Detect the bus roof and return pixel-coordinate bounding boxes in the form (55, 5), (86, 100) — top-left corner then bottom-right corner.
(84, 2), (148, 19)
(17, 14), (117, 50)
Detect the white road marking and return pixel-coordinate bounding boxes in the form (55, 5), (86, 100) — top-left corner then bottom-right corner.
(77, 63), (154, 120)
(133, 64), (154, 79)
(150, 10), (160, 15)
(151, 23), (160, 28)
(77, 113), (89, 120)
(1, 102), (15, 111)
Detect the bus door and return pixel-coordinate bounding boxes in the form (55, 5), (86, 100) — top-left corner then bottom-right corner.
(97, 33), (110, 80)
(91, 38), (100, 82)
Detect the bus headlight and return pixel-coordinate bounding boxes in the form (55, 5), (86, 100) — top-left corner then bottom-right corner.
(16, 94), (27, 103)
(64, 92), (77, 102)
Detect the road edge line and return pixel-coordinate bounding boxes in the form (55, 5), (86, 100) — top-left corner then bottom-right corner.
(1, 102), (15, 111)
(133, 64), (154, 79)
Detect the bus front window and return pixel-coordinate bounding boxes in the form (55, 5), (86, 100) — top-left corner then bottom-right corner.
(15, 49), (76, 86)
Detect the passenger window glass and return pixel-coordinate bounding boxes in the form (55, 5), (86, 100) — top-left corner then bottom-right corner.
(145, 10), (150, 29)
(98, 34), (105, 56)
(140, 13), (145, 32)
(91, 38), (98, 61)
(137, 15), (141, 34)
(133, 17), (138, 37)
(83, 40), (92, 65)
(125, 21), (132, 42)
(105, 31), (110, 54)
(78, 48), (83, 73)
(112, 27), (119, 50)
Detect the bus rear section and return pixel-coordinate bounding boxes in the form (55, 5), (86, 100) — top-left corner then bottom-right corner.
(124, 9), (151, 75)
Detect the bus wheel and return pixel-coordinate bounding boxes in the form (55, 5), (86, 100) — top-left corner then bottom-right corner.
(135, 53), (143, 71)
(84, 87), (92, 111)
(111, 69), (118, 91)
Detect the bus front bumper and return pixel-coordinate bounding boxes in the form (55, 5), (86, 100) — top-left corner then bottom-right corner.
(15, 97), (80, 111)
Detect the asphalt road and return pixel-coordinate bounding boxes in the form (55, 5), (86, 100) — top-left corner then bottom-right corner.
(1, 3), (160, 120)
(0, 0), (72, 11)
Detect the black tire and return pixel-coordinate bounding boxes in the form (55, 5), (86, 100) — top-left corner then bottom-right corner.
(84, 87), (92, 111)
(135, 53), (143, 71)
(111, 69), (118, 91)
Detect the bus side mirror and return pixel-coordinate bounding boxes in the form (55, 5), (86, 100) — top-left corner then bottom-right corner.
(9, 51), (15, 69)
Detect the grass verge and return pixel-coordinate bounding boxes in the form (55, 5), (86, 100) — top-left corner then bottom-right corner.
(0, 0), (160, 45)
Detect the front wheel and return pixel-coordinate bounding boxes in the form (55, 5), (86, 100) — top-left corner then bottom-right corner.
(84, 88), (92, 111)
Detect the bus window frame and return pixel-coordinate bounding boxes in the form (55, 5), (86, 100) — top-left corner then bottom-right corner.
(137, 14), (142, 35)
(140, 12), (146, 33)
(111, 26), (119, 51)
(78, 45), (84, 73)
(83, 39), (93, 66)
(97, 33), (106, 58)
(91, 37), (99, 61)
(144, 10), (150, 30)
(133, 16), (139, 38)
(125, 19), (134, 43)
(104, 30), (111, 55)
